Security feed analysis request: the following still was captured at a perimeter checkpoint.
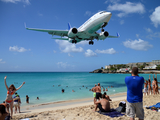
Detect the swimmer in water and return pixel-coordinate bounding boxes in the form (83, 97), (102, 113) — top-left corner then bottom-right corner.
(4, 76), (25, 118)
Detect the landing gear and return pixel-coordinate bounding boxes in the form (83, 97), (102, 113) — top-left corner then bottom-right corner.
(72, 40), (77, 44)
(101, 22), (107, 32)
(89, 41), (94, 45)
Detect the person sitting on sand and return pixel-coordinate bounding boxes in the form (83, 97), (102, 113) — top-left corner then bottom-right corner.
(0, 104), (10, 120)
(94, 94), (110, 112)
(4, 76), (25, 118)
(143, 80), (148, 96)
(104, 92), (112, 101)
(148, 75), (152, 95)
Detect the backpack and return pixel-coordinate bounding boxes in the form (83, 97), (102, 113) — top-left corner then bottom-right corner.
(116, 101), (126, 112)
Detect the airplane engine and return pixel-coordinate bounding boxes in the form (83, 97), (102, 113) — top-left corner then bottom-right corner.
(68, 28), (78, 38)
(98, 31), (109, 40)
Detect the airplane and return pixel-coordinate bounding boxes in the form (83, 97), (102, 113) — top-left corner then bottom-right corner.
(25, 11), (120, 45)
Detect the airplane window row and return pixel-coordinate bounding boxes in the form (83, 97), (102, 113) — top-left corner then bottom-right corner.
(99, 11), (106, 14)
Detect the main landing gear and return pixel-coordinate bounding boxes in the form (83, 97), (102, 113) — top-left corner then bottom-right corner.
(89, 41), (94, 45)
(72, 40), (77, 44)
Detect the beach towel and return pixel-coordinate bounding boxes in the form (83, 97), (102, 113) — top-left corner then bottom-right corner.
(97, 109), (125, 118)
(148, 102), (160, 110)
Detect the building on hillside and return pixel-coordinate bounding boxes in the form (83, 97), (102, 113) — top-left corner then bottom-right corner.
(143, 65), (157, 70)
(105, 65), (111, 69)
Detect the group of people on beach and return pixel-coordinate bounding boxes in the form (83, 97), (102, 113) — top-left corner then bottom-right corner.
(143, 74), (159, 95)
(91, 83), (112, 112)
(0, 76), (25, 119)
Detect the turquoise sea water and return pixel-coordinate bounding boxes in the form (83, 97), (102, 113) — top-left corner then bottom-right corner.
(0, 72), (159, 106)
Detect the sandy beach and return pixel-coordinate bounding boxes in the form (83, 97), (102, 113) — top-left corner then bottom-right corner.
(11, 93), (160, 120)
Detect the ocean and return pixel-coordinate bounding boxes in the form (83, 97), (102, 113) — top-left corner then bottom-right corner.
(0, 72), (159, 106)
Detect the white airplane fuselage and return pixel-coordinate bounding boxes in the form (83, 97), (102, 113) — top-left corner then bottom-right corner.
(26, 11), (118, 45)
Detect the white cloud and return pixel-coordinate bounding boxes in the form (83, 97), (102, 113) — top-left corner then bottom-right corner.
(120, 20), (124, 25)
(123, 39), (153, 51)
(0, 59), (6, 64)
(145, 28), (152, 33)
(85, 49), (97, 57)
(107, 2), (145, 17)
(68, 53), (73, 57)
(57, 62), (74, 69)
(9, 46), (30, 52)
(146, 32), (160, 39)
(136, 34), (139, 38)
(105, 0), (120, 4)
(53, 50), (56, 53)
(85, 11), (94, 16)
(1, 0), (30, 4)
(55, 40), (83, 53)
(95, 48), (116, 54)
(150, 6), (160, 28)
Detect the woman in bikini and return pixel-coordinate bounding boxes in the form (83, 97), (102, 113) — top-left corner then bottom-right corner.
(148, 75), (152, 95)
(4, 76), (25, 118)
(153, 74), (159, 94)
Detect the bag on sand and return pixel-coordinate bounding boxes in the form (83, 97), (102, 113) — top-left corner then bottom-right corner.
(116, 101), (126, 112)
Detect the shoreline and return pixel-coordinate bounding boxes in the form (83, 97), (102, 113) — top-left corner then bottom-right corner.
(13, 94), (160, 120)
(16, 92), (127, 115)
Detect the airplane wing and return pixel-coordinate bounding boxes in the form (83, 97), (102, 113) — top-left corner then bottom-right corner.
(108, 33), (120, 38)
(26, 27), (68, 37)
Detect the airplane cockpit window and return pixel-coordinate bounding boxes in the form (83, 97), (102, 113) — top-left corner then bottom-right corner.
(99, 11), (106, 14)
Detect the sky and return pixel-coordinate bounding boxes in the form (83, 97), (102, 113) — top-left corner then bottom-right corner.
(0, 0), (160, 72)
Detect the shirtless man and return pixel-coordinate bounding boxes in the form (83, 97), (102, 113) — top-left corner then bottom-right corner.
(104, 92), (112, 101)
(95, 83), (102, 101)
(143, 80), (148, 96)
(94, 94), (110, 112)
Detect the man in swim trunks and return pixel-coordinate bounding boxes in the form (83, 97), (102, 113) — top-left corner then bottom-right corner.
(94, 94), (110, 112)
(95, 83), (102, 101)
(91, 84), (97, 103)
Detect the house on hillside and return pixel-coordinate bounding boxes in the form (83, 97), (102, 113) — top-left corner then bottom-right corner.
(143, 65), (157, 70)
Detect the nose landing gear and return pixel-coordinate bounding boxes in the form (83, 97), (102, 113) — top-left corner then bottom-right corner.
(89, 41), (94, 45)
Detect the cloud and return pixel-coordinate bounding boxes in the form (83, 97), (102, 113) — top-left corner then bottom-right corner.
(105, 0), (120, 4)
(0, 59), (6, 64)
(146, 32), (160, 39)
(85, 11), (94, 16)
(95, 48), (116, 54)
(1, 0), (30, 4)
(107, 2), (145, 17)
(85, 49), (97, 57)
(68, 53), (73, 57)
(123, 39), (153, 51)
(57, 62), (74, 69)
(120, 20), (124, 25)
(150, 6), (160, 28)
(53, 50), (56, 53)
(9, 46), (30, 52)
(145, 28), (152, 33)
(55, 40), (83, 53)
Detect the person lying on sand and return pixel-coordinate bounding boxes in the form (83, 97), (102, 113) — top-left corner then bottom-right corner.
(94, 94), (110, 112)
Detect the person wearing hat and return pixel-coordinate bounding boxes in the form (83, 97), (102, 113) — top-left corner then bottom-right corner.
(13, 92), (21, 113)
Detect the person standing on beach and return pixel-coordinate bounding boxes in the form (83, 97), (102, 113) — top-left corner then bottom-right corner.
(153, 74), (159, 94)
(13, 93), (21, 114)
(95, 83), (102, 101)
(125, 67), (144, 120)
(91, 84), (97, 103)
(4, 76), (25, 118)
(148, 75), (152, 95)
(143, 80), (148, 96)
(26, 95), (29, 103)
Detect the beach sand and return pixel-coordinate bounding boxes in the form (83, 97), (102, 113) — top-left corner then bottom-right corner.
(12, 93), (160, 120)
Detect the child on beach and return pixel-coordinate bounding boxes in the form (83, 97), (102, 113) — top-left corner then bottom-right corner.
(4, 76), (25, 118)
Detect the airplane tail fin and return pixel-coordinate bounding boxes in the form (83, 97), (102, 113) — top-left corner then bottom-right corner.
(68, 23), (71, 30)
(117, 32), (120, 37)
